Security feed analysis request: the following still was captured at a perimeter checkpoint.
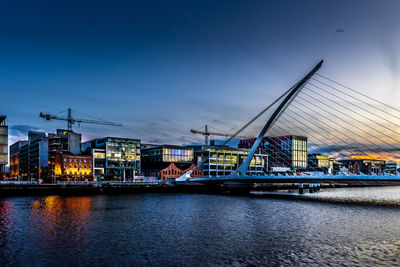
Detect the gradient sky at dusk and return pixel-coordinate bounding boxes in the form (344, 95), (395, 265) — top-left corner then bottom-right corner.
(1, 0), (400, 146)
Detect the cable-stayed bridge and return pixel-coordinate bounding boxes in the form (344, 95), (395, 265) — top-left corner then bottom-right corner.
(183, 60), (400, 187)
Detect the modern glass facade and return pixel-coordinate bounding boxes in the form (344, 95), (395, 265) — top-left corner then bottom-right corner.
(142, 146), (193, 163)
(192, 145), (267, 177)
(18, 144), (29, 179)
(0, 116), (8, 173)
(163, 147), (193, 162)
(92, 149), (106, 179)
(17, 132), (48, 180)
(292, 138), (307, 169)
(106, 139), (140, 166)
(82, 137), (141, 180)
(27, 138), (49, 180)
(239, 135), (308, 170)
(9, 141), (28, 178)
(308, 154), (330, 169)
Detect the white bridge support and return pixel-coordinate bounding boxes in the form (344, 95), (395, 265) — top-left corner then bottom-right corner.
(190, 174), (400, 186)
(236, 60), (323, 175)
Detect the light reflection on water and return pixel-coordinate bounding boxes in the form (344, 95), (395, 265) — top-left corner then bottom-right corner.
(0, 188), (400, 266)
(296, 186), (400, 206)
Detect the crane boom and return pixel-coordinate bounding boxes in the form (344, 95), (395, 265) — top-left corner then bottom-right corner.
(40, 108), (122, 131)
(190, 125), (249, 145)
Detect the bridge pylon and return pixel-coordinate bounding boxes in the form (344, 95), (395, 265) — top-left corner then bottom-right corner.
(235, 60), (324, 176)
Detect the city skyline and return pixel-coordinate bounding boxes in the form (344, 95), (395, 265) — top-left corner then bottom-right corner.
(1, 0), (400, 147)
(2, 3), (400, 266)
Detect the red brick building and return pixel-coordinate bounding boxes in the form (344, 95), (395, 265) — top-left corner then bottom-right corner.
(160, 163), (203, 180)
(54, 152), (93, 181)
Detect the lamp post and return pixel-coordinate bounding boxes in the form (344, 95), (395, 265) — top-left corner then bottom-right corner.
(48, 161), (56, 184)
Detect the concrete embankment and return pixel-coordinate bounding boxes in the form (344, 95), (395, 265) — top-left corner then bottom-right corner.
(0, 183), (179, 197)
(0, 182), (364, 198)
(0, 182), (230, 197)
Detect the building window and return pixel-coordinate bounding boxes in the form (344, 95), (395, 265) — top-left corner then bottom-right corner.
(69, 164), (72, 168)
(63, 158), (67, 162)
(64, 164), (67, 168)
(74, 165), (77, 168)
(84, 165), (87, 168)
(79, 165), (82, 168)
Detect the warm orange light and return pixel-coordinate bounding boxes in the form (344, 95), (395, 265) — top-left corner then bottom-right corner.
(351, 153), (398, 162)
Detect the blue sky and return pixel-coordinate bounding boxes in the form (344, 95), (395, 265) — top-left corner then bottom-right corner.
(1, 0), (400, 145)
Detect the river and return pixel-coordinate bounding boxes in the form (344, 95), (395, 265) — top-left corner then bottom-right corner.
(1, 186), (400, 266)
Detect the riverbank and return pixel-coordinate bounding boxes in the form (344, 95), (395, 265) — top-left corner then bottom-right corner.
(0, 182), (378, 197)
(0, 183), (190, 197)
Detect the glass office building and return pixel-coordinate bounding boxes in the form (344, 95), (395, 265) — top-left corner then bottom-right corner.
(308, 154), (330, 168)
(0, 116), (7, 174)
(16, 131), (48, 180)
(291, 137), (308, 169)
(239, 135), (307, 170)
(191, 145), (267, 177)
(142, 145), (193, 163)
(163, 147), (193, 162)
(9, 141), (29, 178)
(82, 137), (141, 180)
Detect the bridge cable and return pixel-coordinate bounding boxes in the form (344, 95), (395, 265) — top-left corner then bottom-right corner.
(265, 106), (367, 171)
(270, 123), (343, 173)
(307, 82), (400, 129)
(222, 83), (296, 145)
(267, 128), (320, 172)
(274, 109), (379, 161)
(305, 84), (400, 136)
(315, 74), (400, 115)
(294, 94), (400, 160)
(302, 88), (400, 147)
(278, 110), (375, 157)
(296, 91), (400, 158)
(290, 98), (399, 160)
(264, 127), (320, 172)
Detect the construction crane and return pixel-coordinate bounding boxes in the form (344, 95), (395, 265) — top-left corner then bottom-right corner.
(190, 125), (250, 145)
(39, 108), (122, 131)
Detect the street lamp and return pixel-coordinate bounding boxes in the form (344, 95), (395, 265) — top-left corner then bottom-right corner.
(48, 161), (56, 184)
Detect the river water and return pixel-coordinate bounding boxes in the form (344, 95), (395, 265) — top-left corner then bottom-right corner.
(1, 187), (400, 266)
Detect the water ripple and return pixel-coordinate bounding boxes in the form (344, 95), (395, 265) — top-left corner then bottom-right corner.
(1, 188), (400, 266)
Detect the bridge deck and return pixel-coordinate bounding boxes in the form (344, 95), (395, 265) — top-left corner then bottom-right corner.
(189, 175), (400, 185)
